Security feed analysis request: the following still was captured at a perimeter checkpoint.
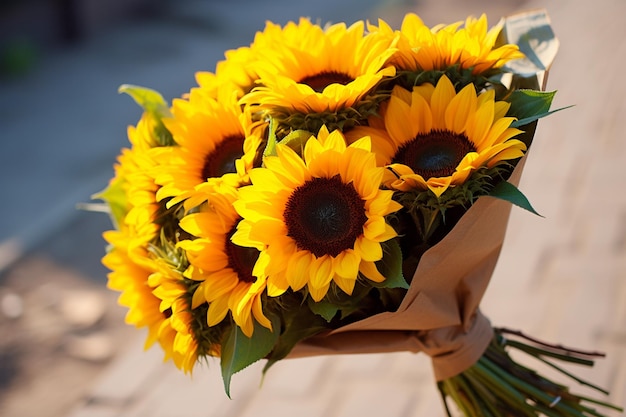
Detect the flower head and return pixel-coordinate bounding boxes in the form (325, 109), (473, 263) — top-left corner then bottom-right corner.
(154, 91), (265, 209)
(178, 187), (271, 337)
(239, 18), (396, 132)
(370, 13), (524, 75)
(232, 127), (401, 302)
(103, 230), (200, 372)
(355, 75), (526, 196)
(193, 43), (265, 101)
(370, 76), (526, 196)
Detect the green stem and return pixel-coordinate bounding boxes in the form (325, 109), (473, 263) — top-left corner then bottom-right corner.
(458, 373), (502, 417)
(442, 378), (478, 417)
(530, 354), (610, 396)
(575, 394), (625, 412)
(505, 339), (596, 367)
(437, 381), (455, 417)
(496, 328), (607, 358)
(467, 363), (536, 417)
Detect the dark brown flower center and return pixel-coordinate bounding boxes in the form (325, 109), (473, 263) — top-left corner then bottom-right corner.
(225, 224), (259, 283)
(299, 71), (354, 93)
(393, 130), (476, 180)
(201, 135), (245, 180)
(284, 175), (367, 257)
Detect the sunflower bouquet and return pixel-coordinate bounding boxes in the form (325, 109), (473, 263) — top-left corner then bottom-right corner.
(94, 9), (622, 416)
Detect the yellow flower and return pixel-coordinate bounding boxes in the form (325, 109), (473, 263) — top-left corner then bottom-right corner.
(194, 46), (261, 100)
(370, 13), (524, 75)
(153, 91), (265, 209)
(178, 187), (271, 338)
(149, 261), (201, 371)
(232, 127), (401, 302)
(104, 112), (166, 252)
(103, 230), (199, 372)
(351, 75), (526, 197)
(239, 18), (396, 116)
(102, 111), (209, 372)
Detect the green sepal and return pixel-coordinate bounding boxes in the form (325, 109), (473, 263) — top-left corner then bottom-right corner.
(371, 239), (409, 290)
(118, 84), (174, 147)
(262, 117), (279, 158)
(263, 119), (313, 158)
(90, 175), (128, 229)
(508, 89), (570, 128)
(489, 181), (542, 217)
(278, 129), (313, 155)
(220, 316), (280, 398)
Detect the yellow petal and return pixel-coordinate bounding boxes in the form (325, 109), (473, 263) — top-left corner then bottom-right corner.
(385, 93), (414, 144)
(203, 270), (239, 302)
(430, 75), (456, 130)
(409, 88), (433, 135)
(426, 176), (454, 197)
(465, 98), (494, 147)
(286, 251), (314, 291)
(308, 256), (334, 289)
(359, 260), (386, 283)
(355, 236), (383, 262)
(332, 249), (360, 279)
(267, 270), (289, 297)
(207, 296), (229, 326)
(333, 275), (356, 295)
(308, 282), (331, 302)
(445, 83), (477, 133)
(250, 296), (271, 331)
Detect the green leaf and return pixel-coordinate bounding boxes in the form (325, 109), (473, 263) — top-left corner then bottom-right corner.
(309, 280), (383, 322)
(220, 318), (279, 398)
(507, 89), (572, 128)
(90, 175), (128, 229)
(118, 84), (169, 116)
(118, 84), (174, 146)
(307, 299), (340, 322)
(372, 239), (409, 290)
(508, 89), (553, 121)
(263, 305), (329, 375)
(489, 181), (542, 217)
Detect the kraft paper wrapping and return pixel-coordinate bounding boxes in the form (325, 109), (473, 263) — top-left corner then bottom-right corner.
(287, 9), (558, 381)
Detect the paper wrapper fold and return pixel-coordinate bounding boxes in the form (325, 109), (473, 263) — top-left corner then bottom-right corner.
(288, 9), (557, 381)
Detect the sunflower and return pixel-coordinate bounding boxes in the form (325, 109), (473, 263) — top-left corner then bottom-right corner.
(102, 111), (163, 234)
(194, 45), (262, 101)
(177, 186), (270, 337)
(99, 110), (182, 282)
(103, 230), (200, 372)
(148, 259), (202, 371)
(351, 75), (526, 197)
(370, 13), (524, 76)
(239, 18), (396, 132)
(232, 127), (401, 302)
(153, 91), (265, 209)
(102, 109), (207, 371)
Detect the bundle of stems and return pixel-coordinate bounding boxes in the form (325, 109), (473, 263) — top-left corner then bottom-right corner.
(438, 328), (624, 417)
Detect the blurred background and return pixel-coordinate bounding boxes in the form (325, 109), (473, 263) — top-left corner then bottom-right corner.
(0, 0), (624, 416)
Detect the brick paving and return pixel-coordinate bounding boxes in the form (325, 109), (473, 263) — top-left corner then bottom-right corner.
(38, 0), (626, 415)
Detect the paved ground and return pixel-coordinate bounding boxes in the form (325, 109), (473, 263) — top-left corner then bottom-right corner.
(0, 0), (624, 416)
